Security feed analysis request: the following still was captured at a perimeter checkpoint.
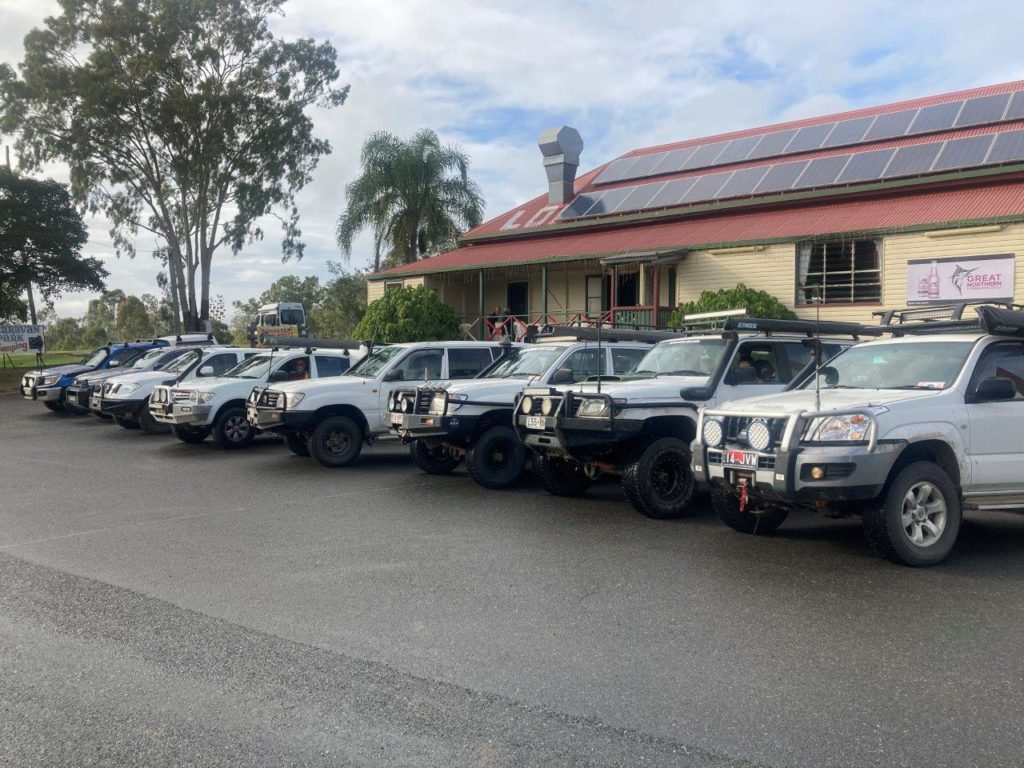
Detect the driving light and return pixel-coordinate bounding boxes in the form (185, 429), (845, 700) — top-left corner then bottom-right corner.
(702, 417), (723, 447)
(747, 419), (771, 451)
(521, 396), (534, 414)
(402, 397), (413, 413)
(541, 397), (554, 416)
(810, 466), (825, 480)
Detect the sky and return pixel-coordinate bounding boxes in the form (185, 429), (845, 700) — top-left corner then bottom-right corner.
(3, 0), (1024, 322)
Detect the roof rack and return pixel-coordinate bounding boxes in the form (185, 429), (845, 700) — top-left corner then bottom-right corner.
(667, 308), (748, 335)
(722, 316), (885, 339)
(873, 301), (1024, 326)
(268, 336), (367, 353)
(533, 324), (677, 344)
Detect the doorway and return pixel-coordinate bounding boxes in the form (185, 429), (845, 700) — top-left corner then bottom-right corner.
(506, 281), (529, 320)
(616, 271), (639, 306)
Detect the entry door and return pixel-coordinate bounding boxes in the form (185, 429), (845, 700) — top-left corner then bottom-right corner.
(966, 342), (1024, 493)
(507, 282), (529, 321)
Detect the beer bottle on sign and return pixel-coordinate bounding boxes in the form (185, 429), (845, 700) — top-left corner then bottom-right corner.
(928, 261), (940, 299)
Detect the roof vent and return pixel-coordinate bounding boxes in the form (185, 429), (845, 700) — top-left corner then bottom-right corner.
(538, 126), (583, 205)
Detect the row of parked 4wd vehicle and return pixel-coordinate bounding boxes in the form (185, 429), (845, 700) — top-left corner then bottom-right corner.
(21, 303), (1024, 566)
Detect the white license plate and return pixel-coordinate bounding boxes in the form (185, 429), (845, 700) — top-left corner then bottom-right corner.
(724, 450), (758, 468)
(525, 415), (546, 430)
(390, 412), (404, 425)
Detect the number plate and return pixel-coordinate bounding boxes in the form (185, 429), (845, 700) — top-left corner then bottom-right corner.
(525, 415), (547, 430)
(724, 450), (758, 468)
(390, 412), (404, 425)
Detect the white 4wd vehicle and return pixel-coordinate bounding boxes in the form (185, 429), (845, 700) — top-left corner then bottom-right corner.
(248, 341), (504, 467)
(695, 304), (1024, 567)
(390, 330), (651, 489)
(517, 315), (858, 519)
(149, 348), (355, 448)
(97, 346), (260, 433)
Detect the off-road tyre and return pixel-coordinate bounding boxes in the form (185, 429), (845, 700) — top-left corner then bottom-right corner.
(172, 424), (210, 444)
(285, 432), (310, 456)
(308, 416), (363, 468)
(863, 461), (961, 567)
(711, 487), (789, 534)
(410, 440), (461, 475)
(465, 426), (526, 489)
(534, 454), (592, 497)
(622, 437), (698, 519)
(114, 415), (140, 430)
(137, 398), (170, 434)
(213, 406), (255, 449)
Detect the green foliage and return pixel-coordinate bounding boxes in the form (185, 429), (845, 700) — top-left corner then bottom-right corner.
(1, 0), (348, 330)
(0, 167), (105, 321)
(668, 283), (797, 326)
(42, 317), (84, 351)
(114, 296), (155, 340)
(354, 285), (458, 343)
(337, 129), (484, 270)
(315, 267), (367, 340)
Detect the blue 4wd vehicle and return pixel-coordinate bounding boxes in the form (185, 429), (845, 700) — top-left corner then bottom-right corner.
(20, 340), (170, 412)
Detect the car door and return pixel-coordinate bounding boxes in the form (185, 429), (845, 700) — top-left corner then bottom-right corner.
(966, 341), (1024, 494)
(716, 340), (789, 404)
(445, 347), (493, 380)
(376, 348), (444, 429)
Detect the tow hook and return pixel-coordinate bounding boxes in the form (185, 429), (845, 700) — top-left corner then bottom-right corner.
(583, 464), (601, 480)
(738, 479), (749, 512)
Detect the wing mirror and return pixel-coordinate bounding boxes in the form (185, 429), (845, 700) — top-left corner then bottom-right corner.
(108, 360), (120, 368)
(680, 386), (712, 401)
(383, 368), (404, 382)
(550, 368), (574, 384)
(973, 377), (1016, 402)
(198, 365), (214, 376)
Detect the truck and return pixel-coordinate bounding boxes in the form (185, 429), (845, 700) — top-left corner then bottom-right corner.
(247, 341), (505, 467)
(694, 302), (1024, 567)
(516, 312), (859, 519)
(389, 328), (651, 489)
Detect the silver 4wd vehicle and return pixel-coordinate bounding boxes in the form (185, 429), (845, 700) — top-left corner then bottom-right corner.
(517, 313), (858, 519)
(150, 346), (355, 448)
(695, 303), (1024, 567)
(248, 341), (504, 467)
(389, 328), (651, 489)
(65, 345), (197, 417)
(100, 346), (260, 433)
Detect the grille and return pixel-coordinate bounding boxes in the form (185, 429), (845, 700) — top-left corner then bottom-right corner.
(722, 416), (789, 451)
(707, 450), (723, 465)
(170, 389), (194, 403)
(415, 389), (435, 414)
(261, 391), (282, 408)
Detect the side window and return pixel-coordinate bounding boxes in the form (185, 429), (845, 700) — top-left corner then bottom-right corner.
(314, 355), (347, 378)
(611, 347), (646, 374)
(198, 354), (237, 376)
(392, 349), (443, 381)
(969, 342), (1024, 399)
(243, 352), (259, 359)
(110, 348), (142, 365)
(729, 343), (781, 385)
(448, 348), (490, 378)
(565, 348), (604, 382)
(277, 356), (311, 381)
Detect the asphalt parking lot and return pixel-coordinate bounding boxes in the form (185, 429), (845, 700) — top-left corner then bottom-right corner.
(2, 394), (1024, 767)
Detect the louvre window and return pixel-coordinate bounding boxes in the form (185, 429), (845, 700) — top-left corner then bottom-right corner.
(796, 239), (882, 304)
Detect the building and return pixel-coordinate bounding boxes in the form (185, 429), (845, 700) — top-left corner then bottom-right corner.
(367, 81), (1024, 337)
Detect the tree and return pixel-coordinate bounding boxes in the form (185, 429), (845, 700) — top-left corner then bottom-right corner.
(114, 295), (155, 340)
(355, 285), (458, 343)
(668, 283), (797, 327)
(1, 0), (348, 331)
(80, 288), (125, 345)
(42, 316), (84, 351)
(337, 129), (485, 271)
(313, 267), (366, 340)
(0, 167), (105, 322)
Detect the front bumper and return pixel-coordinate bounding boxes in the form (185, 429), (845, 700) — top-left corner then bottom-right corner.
(246, 403), (313, 434)
(65, 384), (94, 413)
(101, 396), (146, 419)
(149, 401), (212, 426)
(21, 384), (63, 402)
(517, 413), (646, 457)
(392, 412), (479, 443)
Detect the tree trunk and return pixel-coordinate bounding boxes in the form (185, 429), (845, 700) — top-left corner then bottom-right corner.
(25, 279), (37, 324)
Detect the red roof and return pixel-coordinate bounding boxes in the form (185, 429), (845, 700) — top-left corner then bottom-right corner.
(377, 179), (1024, 277)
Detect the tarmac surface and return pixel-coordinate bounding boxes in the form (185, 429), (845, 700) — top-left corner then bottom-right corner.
(2, 393), (1024, 767)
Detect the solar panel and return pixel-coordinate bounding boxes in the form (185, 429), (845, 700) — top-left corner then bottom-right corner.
(713, 135), (762, 165)
(908, 101), (962, 134)
(955, 93), (1010, 127)
(714, 166), (769, 198)
(644, 177), (698, 209)
(560, 192), (604, 219)
(649, 147), (695, 176)
(594, 158), (638, 185)
(611, 182), (665, 213)
(1007, 91), (1024, 121)
(836, 148), (895, 183)
(621, 153), (665, 180)
(798, 155), (851, 187)
(682, 140), (729, 170)
(753, 160), (809, 193)
(585, 186), (637, 216)
(678, 172), (732, 203)
(933, 134), (994, 171)
(984, 129), (1024, 164)
(746, 128), (798, 160)
(883, 142), (941, 177)
(863, 109), (916, 141)
(822, 116), (875, 147)
(785, 123), (835, 154)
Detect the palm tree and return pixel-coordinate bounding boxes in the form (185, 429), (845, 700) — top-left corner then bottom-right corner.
(337, 129), (485, 271)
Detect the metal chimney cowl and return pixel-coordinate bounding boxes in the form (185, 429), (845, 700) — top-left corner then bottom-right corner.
(538, 126), (583, 205)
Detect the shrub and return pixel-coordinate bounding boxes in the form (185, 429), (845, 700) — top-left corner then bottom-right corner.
(668, 283), (796, 327)
(354, 285), (459, 342)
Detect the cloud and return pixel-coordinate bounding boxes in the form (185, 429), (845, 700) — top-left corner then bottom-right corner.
(3, 0), (1024, 321)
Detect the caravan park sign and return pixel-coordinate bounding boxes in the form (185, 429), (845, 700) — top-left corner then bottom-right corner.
(907, 254), (1015, 305)
(0, 324), (46, 354)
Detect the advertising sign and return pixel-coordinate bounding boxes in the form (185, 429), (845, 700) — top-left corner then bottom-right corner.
(0, 324), (46, 354)
(257, 324), (300, 347)
(907, 254), (1015, 304)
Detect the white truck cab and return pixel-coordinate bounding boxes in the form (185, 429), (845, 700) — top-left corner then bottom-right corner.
(248, 341), (504, 466)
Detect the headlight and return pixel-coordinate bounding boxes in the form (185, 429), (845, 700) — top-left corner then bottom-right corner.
(746, 419), (772, 451)
(804, 413), (871, 443)
(577, 398), (609, 418)
(40, 375), (61, 386)
(702, 417), (723, 447)
(285, 392), (305, 407)
(520, 396), (534, 414)
(119, 383), (141, 395)
(541, 397), (554, 416)
(198, 392), (216, 404)
(429, 392), (447, 415)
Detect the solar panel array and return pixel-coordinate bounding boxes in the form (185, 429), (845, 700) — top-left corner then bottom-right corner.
(559, 128), (1024, 221)
(595, 89), (1024, 185)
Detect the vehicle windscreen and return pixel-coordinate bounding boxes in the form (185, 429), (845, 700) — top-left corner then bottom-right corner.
(345, 346), (402, 377)
(484, 346), (564, 378)
(632, 338), (728, 377)
(803, 341), (975, 391)
(129, 348), (168, 369)
(224, 355), (275, 379)
(164, 349), (201, 373)
(280, 309), (304, 325)
(81, 348), (108, 367)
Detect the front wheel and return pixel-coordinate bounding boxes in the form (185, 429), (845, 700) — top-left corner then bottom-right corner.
(213, 406), (254, 449)
(863, 461), (961, 567)
(172, 424), (210, 444)
(137, 398), (170, 435)
(114, 415), (140, 430)
(410, 440), (461, 475)
(622, 437), (697, 519)
(534, 454), (592, 497)
(465, 426), (526, 489)
(285, 432), (310, 456)
(308, 416), (363, 468)
(711, 488), (789, 534)
(43, 400), (63, 412)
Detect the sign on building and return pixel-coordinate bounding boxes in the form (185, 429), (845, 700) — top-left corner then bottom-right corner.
(0, 324), (46, 355)
(907, 254), (1015, 305)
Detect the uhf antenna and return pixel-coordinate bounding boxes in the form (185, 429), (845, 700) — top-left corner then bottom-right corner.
(596, 315), (603, 394)
(814, 289), (822, 412)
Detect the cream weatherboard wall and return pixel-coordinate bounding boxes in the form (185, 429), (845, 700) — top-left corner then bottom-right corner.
(366, 276), (425, 304)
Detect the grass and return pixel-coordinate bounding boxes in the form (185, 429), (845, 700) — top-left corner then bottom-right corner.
(0, 351), (88, 393)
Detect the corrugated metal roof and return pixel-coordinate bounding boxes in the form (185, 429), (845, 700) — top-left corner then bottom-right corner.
(376, 180), (1024, 277)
